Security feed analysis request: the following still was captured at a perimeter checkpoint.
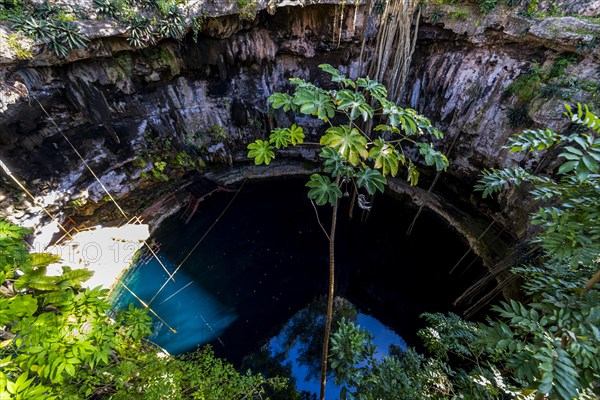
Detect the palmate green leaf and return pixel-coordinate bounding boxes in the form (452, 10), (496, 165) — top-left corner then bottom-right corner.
(368, 138), (400, 176)
(355, 167), (386, 195)
(268, 93), (295, 112)
(320, 147), (353, 177)
(381, 102), (419, 135)
(335, 90), (373, 121)
(247, 140), (275, 165)
(357, 77), (387, 100)
(305, 174), (342, 206)
(416, 142), (449, 172)
(288, 124), (304, 145)
(269, 128), (290, 149)
(268, 125), (304, 149)
(319, 64), (356, 88)
(292, 88), (335, 121)
(320, 125), (368, 166)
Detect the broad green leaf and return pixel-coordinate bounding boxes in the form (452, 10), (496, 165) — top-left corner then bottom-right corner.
(368, 138), (400, 176)
(269, 128), (290, 149)
(267, 93), (295, 112)
(288, 124), (304, 145)
(319, 64), (356, 88)
(357, 77), (387, 100)
(305, 174), (342, 206)
(14, 269), (59, 291)
(28, 253), (60, 270)
(293, 88), (335, 121)
(320, 147), (352, 177)
(320, 125), (368, 166)
(416, 143), (449, 171)
(247, 140), (275, 165)
(355, 167), (387, 195)
(335, 90), (373, 121)
(58, 268), (94, 287)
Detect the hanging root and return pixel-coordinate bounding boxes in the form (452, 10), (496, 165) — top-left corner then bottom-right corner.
(368, 0), (420, 101)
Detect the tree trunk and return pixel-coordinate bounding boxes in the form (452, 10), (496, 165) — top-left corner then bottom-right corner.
(319, 198), (339, 400)
(584, 268), (600, 292)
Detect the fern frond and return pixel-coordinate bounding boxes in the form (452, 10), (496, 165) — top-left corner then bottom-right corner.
(506, 128), (563, 153)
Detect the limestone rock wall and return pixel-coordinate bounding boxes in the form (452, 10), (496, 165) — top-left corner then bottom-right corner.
(0, 1), (599, 258)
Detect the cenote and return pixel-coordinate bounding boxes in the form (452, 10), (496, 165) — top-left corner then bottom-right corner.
(112, 176), (487, 396)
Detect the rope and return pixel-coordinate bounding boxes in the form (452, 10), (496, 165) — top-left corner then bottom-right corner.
(450, 220), (495, 275)
(406, 129), (462, 236)
(30, 94), (175, 282)
(0, 159), (75, 241)
(115, 278), (177, 333)
(6, 82), (177, 329)
(147, 178), (247, 306)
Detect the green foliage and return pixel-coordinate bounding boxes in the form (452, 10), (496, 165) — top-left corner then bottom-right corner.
(250, 63), (447, 196)
(92, 0), (123, 18)
(126, 15), (156, 48)
(470, 105), (600, 398)
(8, 2), (89, 58)
(3, 33), (33, 59)
(477, 104), (600, 263)
(137, 131), (200, 181)
(480, 262), (600, 399)
(90, 0), (187, 47)
(477, 0), (498, 14)
(507, 104), (532, 128)
(247, 139), (275, 165)
(237, 0), (258, 21)
(355, 167), (387, 195)
(333, 104), (600, 400)
(249, 65), (446, 399)
(320, 126), (368, 166)
(505, 55), (598, 110)
(269, 124), (304, 149)
(418, 312), (483, 361)
(330, 318), (456, 400)
(0, 218), (283, 399)
(155, 5), (185, 39)
(306, 174), (343, 206)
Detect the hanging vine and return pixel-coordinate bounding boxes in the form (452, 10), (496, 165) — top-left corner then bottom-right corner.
(367, 0), (421, 101)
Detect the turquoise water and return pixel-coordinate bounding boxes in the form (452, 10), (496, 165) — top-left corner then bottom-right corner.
(112, 177), (485, 395)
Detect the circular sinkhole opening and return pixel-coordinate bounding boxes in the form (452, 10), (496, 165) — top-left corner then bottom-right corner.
(112, 176), (490, 372)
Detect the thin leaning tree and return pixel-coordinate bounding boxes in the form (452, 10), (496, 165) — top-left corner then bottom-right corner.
(248, 64), (448, 400)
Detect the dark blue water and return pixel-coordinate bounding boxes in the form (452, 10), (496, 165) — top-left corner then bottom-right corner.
(112, 177), (485, 395)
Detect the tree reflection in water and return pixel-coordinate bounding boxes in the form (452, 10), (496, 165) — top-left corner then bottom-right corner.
(243, 297), (357, 399)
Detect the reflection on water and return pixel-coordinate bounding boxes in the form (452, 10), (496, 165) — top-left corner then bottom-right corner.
(113, 257), (238, 354)
(243, 297), (407, 399)
(110, 177), (485, 395)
